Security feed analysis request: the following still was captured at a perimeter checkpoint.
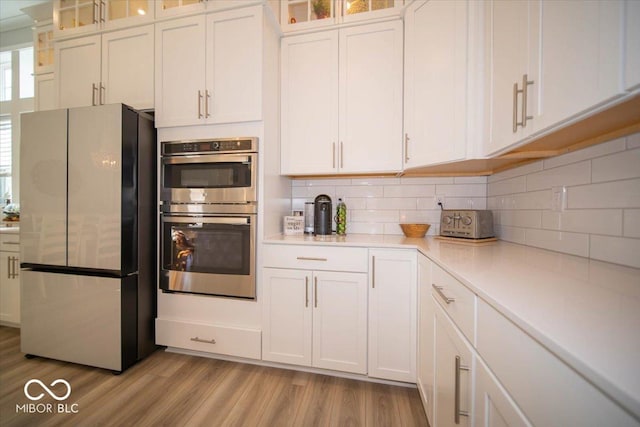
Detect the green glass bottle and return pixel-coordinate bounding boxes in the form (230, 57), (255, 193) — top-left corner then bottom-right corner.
(336, 198), (347, 235)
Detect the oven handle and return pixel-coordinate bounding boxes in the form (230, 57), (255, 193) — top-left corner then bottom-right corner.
(162, 154), (254, 165)
(163, 216), (251, 225)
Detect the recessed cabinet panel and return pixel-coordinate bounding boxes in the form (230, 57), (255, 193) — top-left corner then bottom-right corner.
(339, 21), (403, 174)
(281, 31), (339, 175)
(101, 25), (154, 110)
(55, 35), (101, 109)
(155, 16), (206, 127)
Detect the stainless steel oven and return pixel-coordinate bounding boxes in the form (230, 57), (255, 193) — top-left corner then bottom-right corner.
(160, 137), (258, 299)
(160, 205), (256, 299)
(161, 137), (257, 204)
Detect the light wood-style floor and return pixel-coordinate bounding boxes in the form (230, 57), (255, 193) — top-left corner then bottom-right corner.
(0, 326), (428, 426)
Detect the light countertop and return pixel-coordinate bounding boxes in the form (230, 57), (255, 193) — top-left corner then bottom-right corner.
(264, 233), (640, 419)
(0, 225), (19, 234)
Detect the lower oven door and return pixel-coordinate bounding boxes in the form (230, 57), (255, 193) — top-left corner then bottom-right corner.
(161, 214), (255, 299)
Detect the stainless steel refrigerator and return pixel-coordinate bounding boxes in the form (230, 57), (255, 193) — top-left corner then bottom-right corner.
(19, 104), (156, 373)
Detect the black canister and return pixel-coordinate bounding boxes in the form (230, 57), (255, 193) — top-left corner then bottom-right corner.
(314, 194), (332, 235)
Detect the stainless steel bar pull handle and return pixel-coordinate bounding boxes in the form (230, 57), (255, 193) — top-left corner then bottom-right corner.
(100, 0), (106, 23)
(371, 256), (376, 288)
(455, 355), (470, 424)
(6, 256), (10, 279)
(314, 277), (318, 308)
(305, 276), (309, 308)
(198, 90), (203, 118)
(190, 337), (216, 344)
(93, 0), (99, 24)
(432, 284), (455, 304)
(205, 90), (211, 118)
(512, 81), (520, 133)
(332, 142), (336, 169)
(521, 74), (534, 128)
(92, 83), (98, 106)
(296, 256), (327, 262)
(340, 142), (344, 169)
(404, 133), (410, 163)
(100, 83), (105, 105)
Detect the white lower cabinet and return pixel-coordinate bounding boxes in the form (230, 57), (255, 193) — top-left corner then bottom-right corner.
(262, 266), (368, 374)
(368, 249), (417, 382)
(474, 357), (532, 427)
(433, 298), (473, 427)
(0, 233), (20, 325)
(417, 254), (434, 422)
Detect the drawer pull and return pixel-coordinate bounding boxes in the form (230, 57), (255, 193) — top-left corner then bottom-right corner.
(190, 337), (216, 345)
(2, 241), (19, 245)
(296, 256), (327, 262)
(433, 284), (455, 304)
(455, 355), (470, 424)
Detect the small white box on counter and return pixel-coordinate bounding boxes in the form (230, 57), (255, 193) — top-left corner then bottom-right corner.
(283, 216), (304, 235)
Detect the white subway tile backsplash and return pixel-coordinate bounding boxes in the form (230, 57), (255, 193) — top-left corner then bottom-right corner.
(591, 148), (640, 183)
(288, 133), (640, 268)
(526, 161), (591, 191)
(487, 175), (526, 197)
(541, 210), (622, 236)
(384, 185), (435, 198)
(524, 229), (590, 257)
(627, 133), (640, 149)
(542, 137), (626, 169)
(568, 179), (640, 209)
(367, 197), (417, 210)
(435, 184), (486, 197)
(488, 160), (543, 183)
(495, 210), (542, 228)
(590, 235), (640, 268)
(623, 209), (640, 238)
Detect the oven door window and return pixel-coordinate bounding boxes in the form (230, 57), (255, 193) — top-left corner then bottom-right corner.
(164, 161), (251, 189)
(162, 221), (250, 276)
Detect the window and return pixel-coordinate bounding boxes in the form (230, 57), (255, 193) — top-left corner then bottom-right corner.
(0, 45), (35, 203)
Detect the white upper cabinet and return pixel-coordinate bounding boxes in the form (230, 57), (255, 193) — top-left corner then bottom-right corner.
(54, 0), (154, 37)
(484, 0), (540, 156)
(55, 35), (101, 108)
(404, 0), (482, 169)
(155, 6), (263, 127)
(55, 25), (154, 110)
(534, 0), (625, 132)
(281, 20), (403, 175)
(625, 0), (640, 91)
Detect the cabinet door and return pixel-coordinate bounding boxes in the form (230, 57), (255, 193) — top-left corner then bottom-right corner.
(368, 249), (417, 382)
(262, 268), (312, 366)
(281, 30), (339, 175)
(55, 34), (101, 108)
(434, 301), (473, 427)
(103, 0), (154, 30)
(339, 20), (403, 174)
(101, 25), (154, 110)
(35, 73), (56, 111)
(155, 15), (205, 127)
(417, 254), (435, 424)
(474, 358), (532, 427)
(625, 0), (640, 91)
(205, 6), (262, 124)
(404, 0), (468, 168)
(0, 252), (20, 325)
(485, 0), (540, 156)
(313, 271), (367, 374)
(536, 1), (624, 131)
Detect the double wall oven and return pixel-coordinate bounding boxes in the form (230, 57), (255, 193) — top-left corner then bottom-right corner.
(160, 138), (257, 299)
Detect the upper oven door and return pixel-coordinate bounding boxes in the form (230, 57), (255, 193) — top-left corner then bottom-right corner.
(161, 153), (257, 204)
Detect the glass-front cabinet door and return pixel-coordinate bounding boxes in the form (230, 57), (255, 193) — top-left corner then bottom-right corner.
(106, 0), (151, 23)
(35, 24), (54, 74)
(55, 0), (97, 32)
(54, 0), (153, 36)
(282, 0), (403, 31)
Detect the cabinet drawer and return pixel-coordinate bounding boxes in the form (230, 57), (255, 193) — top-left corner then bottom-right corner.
(477, 300), (636, 427)
(0, 234), (20, 252)
(263, 244), (368, 272)
(431, 263), (475, 343)
(156, 318), (261, 360)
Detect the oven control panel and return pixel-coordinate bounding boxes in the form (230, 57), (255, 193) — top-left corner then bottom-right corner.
(162, 138), (257, 155)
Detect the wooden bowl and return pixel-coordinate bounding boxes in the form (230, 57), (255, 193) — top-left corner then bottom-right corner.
(400, 223), (430, 238)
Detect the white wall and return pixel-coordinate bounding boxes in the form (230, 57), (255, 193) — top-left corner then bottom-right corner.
(488, 132), (640, 269)
(291, 176), (487, 236)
